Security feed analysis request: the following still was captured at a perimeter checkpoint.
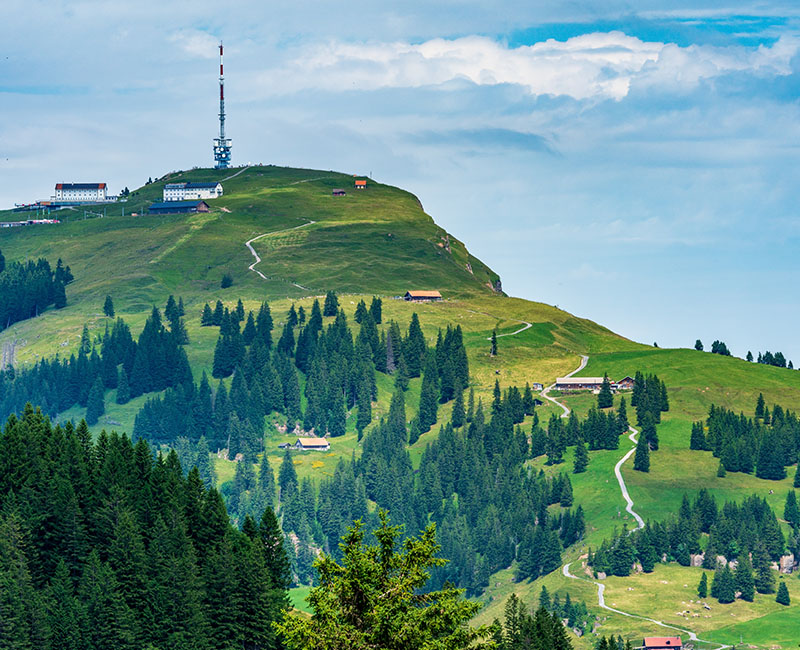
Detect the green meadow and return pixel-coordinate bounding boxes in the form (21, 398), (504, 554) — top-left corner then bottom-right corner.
(3, 165), (800, 647)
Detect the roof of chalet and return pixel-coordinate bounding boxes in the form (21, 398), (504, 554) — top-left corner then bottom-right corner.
(405, 290), (442, 298)
(164, 182), (221, 189)
(148, 200), (209, 210)
(55, 183), (106, 190)
(295, 437), (329, 447)
(555, 377), (605, 385)
(355, 179), (367, 185)
(643, 638), (682, 648)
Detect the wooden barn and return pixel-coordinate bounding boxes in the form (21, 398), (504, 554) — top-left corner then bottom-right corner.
(332, 189), (347, 196)
(554, 377), (605, 391)
(148, 200), (210, 215)
(280, 437), (330, 451)
(404, 290), (442, 302)
(355, 179), (367, 190)
(615, 376), (635, 390)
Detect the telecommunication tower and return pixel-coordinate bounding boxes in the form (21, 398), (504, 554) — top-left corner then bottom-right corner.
(213, 42), (232, 169)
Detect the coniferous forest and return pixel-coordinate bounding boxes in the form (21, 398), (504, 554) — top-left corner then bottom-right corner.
(689, 394), (800, 479)
(0, 405), (290, 650)
(0, 249), (72, 331)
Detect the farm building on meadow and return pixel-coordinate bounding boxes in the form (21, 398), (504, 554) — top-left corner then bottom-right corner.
(54, 183), (107, 202)
(332, 189), (347, 196)
(163, 182), (223, 201)
(148, 200), (210, 215)
(643, 637), (682, 650)
(615, 376), (635, 390)
(404, 290), (442, 302)
(280, 437), (330, 451)
(555, 377), (605, 391)
(355, 179), (367, 190)
(532, 382), (544, 391)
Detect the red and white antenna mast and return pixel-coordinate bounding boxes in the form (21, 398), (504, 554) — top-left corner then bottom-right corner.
(213, 41), (232, 168)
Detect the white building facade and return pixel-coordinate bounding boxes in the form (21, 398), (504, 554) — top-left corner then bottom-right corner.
(163, 182), (223, 201)
(54, 183), (107, 202)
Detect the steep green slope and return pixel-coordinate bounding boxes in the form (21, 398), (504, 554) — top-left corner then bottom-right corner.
(3, 165), (800, 648)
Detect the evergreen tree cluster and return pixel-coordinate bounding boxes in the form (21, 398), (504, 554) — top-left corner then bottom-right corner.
(248, 386), (585, 597)
(590, 490), (787, 581)
(0, 305), (191, 425)
(689, 396), (800, 480)
(0, 405), (290, 650)
(535, 586), (593, 636)
(593, 636), (634, 650)
(0, 252), (72, 332)
(755, 350), (792, 368)
(630, 371), (669, 425)
(710, 340), (731, 356)
(488, 593), (575, 650)
(533, 399), (631, 468)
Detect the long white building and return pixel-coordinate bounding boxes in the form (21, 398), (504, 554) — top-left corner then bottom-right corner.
(163, 182), (223, 201)
(54, 183), (107, 202)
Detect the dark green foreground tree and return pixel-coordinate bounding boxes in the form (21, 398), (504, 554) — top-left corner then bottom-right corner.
(276, 511), (490, 650)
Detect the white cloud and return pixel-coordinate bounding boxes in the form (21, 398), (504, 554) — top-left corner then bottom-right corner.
(169, 29), (220, 59)
(255, 32), (799, 101)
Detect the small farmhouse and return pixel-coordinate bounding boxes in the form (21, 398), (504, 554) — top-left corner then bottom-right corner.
(332, 189), (347, 196)
(148, 200), (210, 215)
(163, 182), (223, 201)
(532, 382), (544, 391)
(355, 179), (367, 190)
(643, 637), (682, 650)
(615, 376), (635, 390)
(554, 377), (605, 391)
(404, 290), (442, 302)
(54, 183), (107, 202)
(284, 437), (330, 451)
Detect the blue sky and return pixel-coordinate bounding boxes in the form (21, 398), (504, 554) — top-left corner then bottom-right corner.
(2, 1), (799, 361)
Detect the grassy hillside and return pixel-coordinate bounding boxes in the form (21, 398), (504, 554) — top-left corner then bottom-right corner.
(3, 165), (800, 648)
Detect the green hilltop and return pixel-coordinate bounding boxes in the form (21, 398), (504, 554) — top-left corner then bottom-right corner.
(3, 165), (800, 648)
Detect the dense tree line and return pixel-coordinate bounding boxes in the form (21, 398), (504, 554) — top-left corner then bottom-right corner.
(0, 405), (290, 650)
(227, 382), (586, 597)
(589, 490), (795, 590)
(754, 350), (792, 368)
(0, 301), (190, 425)
(710, 340), (731, 356)
(0, 251), (72, 332)
(139, 297), (469, 458)
(487, 593), (575, 650)
(689, 395), (800, 480)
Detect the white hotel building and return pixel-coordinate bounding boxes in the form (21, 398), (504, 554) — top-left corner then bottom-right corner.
(54, 183), (108, 202)
(163, 182), (224, 202)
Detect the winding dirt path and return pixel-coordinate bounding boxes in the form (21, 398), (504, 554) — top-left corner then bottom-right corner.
(245, 219), (316, 290)
(544, 357), (729, 648)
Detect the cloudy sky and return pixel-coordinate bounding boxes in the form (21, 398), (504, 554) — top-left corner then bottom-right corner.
(2, 1), (800, 361)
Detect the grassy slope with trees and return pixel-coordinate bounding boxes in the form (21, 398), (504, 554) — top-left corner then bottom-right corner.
(2, 166), (800, 648)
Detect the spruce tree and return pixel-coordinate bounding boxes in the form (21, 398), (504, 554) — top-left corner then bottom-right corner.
(85, 376), (105, 425)
(53, 280), (67, 309)
(103, 295), (115, 318)
(279, 449), (299, 500)
(418, 353), (439, 432)
(598, 374), (613, 408)
(633, 432), (650, 472)
(201, 303), (214, 326)
(573, 438), (589, 473)
(354, 300), (368, 323)
(735, 554), (755, 602)
(323, 290), (339, 317)
(716, 460), (727, 477)
(715, 564), (735, 603)
(451, 382), (465, 428)
(466, 387), (475, 422)
(490, 329), (498, 356)
(784, 490), (799, 529)
(795, 465), (800, 488)
(116, 367), (130, 405)
(697, 572), (708, 598)
(753, 542), (776, 594)
(369, 296), (382, 324)
(776, 581), (791, 605)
